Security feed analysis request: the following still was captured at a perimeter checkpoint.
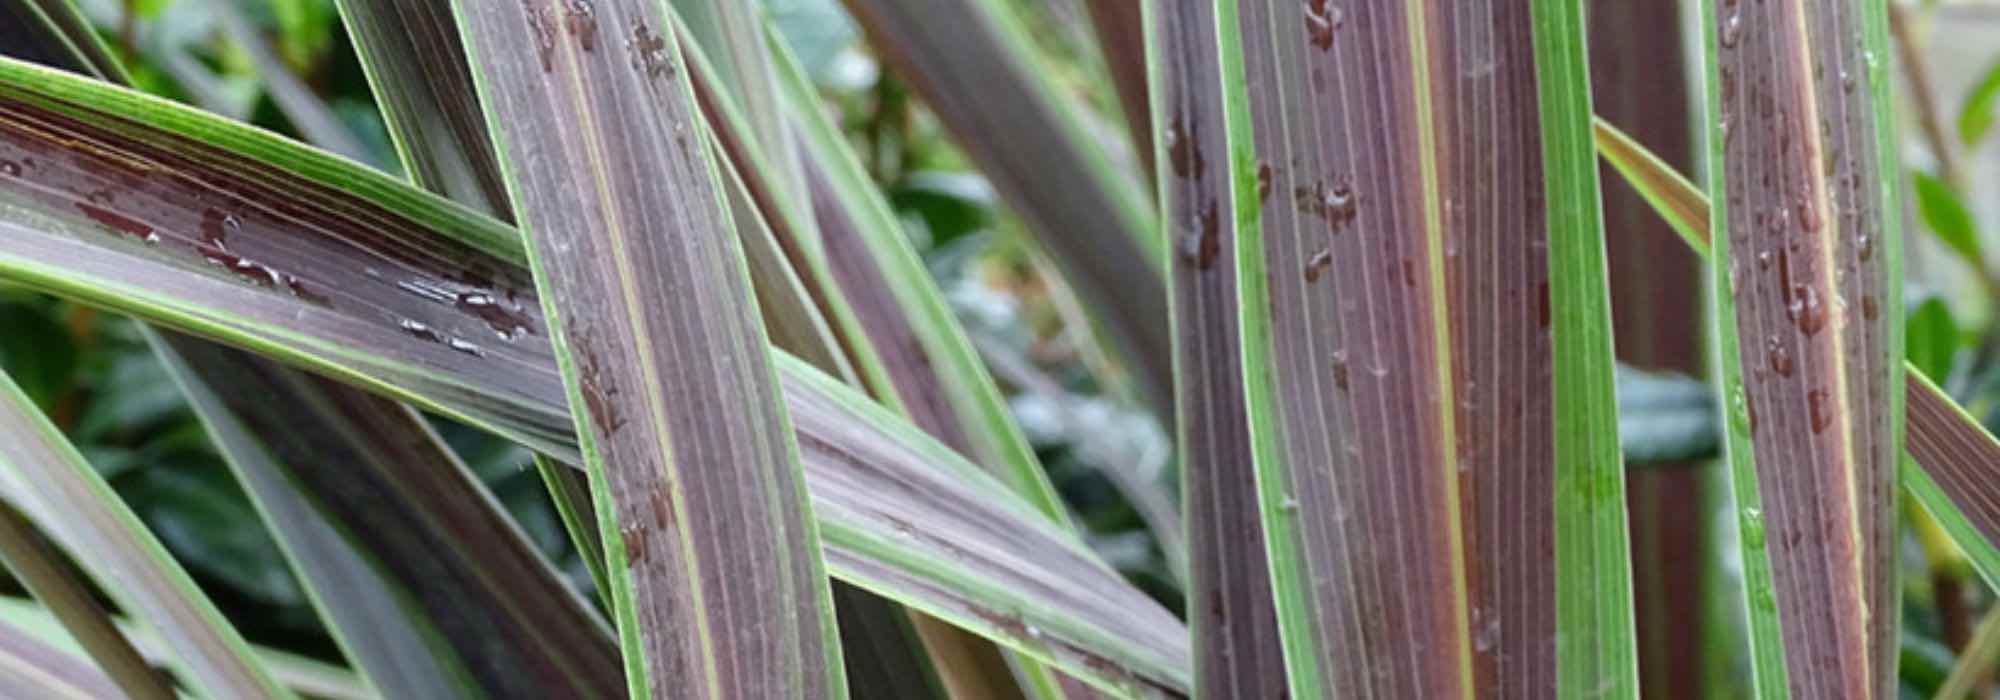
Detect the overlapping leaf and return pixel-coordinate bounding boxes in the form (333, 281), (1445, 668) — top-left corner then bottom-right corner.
(155, 333), (623, 698)
(1222, 0), (1634, 696)
(0, 368), (291, 698)
(0, 55), (1187, 695)
(1595, 111), (2000, 615)
(1703, 2), (1904, 692)
(1142, 1), (1279, 698)
(836, 0), (1171, 408)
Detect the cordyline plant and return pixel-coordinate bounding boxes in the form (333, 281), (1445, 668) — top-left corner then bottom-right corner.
(0, 0), (1993, 698)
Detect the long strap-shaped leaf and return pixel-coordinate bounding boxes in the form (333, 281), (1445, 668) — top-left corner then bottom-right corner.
(1227, 1), (1466, 695)
(1142, 1), (1281, 698)
(1703, 0), (1904, 695)
(835, 0), (1171, 408)
(154, 332), (624, 699)
(0, 499), (173, 699)
(0, 55), (1187, 694)
(1521, 1), (1639, 694)
(448, 4), (842, 697)
(1225, 0), (1636, 696)
(0, 595), (376, 700)
(1586, 6), (1709, 693)
(0, 615), (132, 698)
(0, 368), (292, 698)
(332, 0), (512, 216)
(1594, 117), (2000, 616)
(0, 10), (626, 694)
(759, 23), (1089, 700)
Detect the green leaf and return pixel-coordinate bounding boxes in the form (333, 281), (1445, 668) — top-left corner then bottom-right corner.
(449, 3), (843, 696)
(1905, 296), (1958, 381)
(1531, 2), (1642, 693)
(1956, 56), (2000, 146)
(0, 55), (1189, 693)
(1912, 171), (1987, 276)
(0, 367), (293, 698)
(1702, 1), (1906, 695)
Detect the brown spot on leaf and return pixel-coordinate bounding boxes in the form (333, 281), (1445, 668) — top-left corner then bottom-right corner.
(1166, 117), (1205, 180)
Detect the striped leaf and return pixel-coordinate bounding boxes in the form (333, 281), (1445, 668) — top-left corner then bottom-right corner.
(0, 55), (1187, 695)
(1595, 107), (2000, 614)
(0, 615), (132, 699)
(0, 596), (375, 700)
(448, 4), (842, 696)
(1224, 0), (1634, 695)
(0, 367), (292, 698)
(0, 12), (622, 695)
(836, 0), (1171, 407)
(1587, 3), (1710, 695)
(1141, 2), (1280, 698)
(0, 499), (171, 699)
(1702, 0), (1905, 694)
(333, 0), (513, 216)
(154, 332), (624, 698)
(761, 21), (1096, 699)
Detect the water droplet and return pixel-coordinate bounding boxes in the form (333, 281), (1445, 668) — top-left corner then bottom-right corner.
(1720, 11), (1744, 49)
(1730, 383), (1756, 434)
(1839, 69), (1856, 94)
(627, 23), (671, 78)
(1787, 284), (1825, 336)
(1304, 248), (1332, 283)
(562, 0), (598, 51)
(0, 160), (17, 177)
(1295, 179), (1356, 229)
(1474, 614), (1500, 653)
(455, 291), (534, 339)
(1304, 0), (1342, 51)
(1856, 233), (1874, 261)
(1742, 507), (1765, 548)
(1280, 496), (1300, 513)
(1166, 117), (1206, 180)
(400, 319), (442, 343)
(1765, 336), (1793, 378)
(1178, 200), (1221, 270)
(199, 208), (239, 248)
(1756, 250), (1774, 270)
(447, 337), (486, 357)
(1808, 388), (1832, 433)
(1765, 206), (1789, 236)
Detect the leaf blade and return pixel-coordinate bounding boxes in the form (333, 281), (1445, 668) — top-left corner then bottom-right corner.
(449, 3), (843, 697)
